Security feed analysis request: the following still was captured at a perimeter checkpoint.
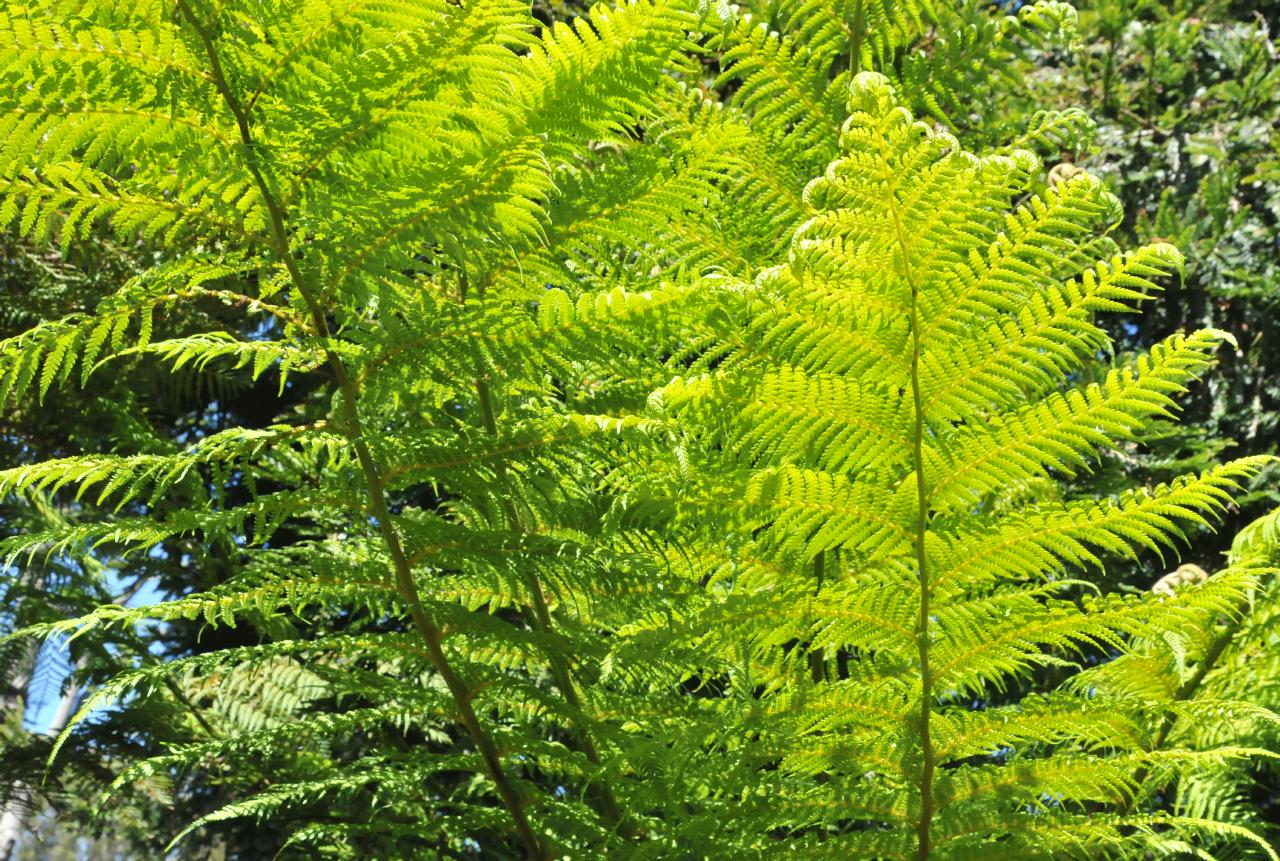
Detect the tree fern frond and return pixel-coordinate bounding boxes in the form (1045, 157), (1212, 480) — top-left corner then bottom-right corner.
(937, 458), (1271, 594)
(0, 425), (346, 511)
(718, 20), (846, 177)
(2, 0), (1276, 855)
(927, 328), (1234, 513)
(652, 71), (1276, 857)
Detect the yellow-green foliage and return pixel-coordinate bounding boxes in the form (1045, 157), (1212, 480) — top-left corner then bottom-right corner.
(0, 0), (1275, 858)
(647, 73), (1277, 859)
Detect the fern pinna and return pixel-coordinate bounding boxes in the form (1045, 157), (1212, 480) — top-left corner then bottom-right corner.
(0, 0), (712, 857)
(650, 73), (1276, 859)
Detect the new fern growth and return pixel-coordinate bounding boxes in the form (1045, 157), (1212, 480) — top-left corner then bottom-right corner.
(650, 73), (1276, 859)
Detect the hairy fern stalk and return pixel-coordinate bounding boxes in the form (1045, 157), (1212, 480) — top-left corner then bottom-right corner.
(0, 0), (1276, 858)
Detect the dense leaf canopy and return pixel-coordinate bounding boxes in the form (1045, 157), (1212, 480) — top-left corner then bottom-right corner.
(0, 0), (1277, 859)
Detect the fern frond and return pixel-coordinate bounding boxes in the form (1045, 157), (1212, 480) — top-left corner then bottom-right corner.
(652, 72), (1276, 857)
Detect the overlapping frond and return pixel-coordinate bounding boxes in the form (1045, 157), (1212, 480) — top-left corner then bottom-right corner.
(0, 0), (715, 855)
(718, 0), (1081, 171)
